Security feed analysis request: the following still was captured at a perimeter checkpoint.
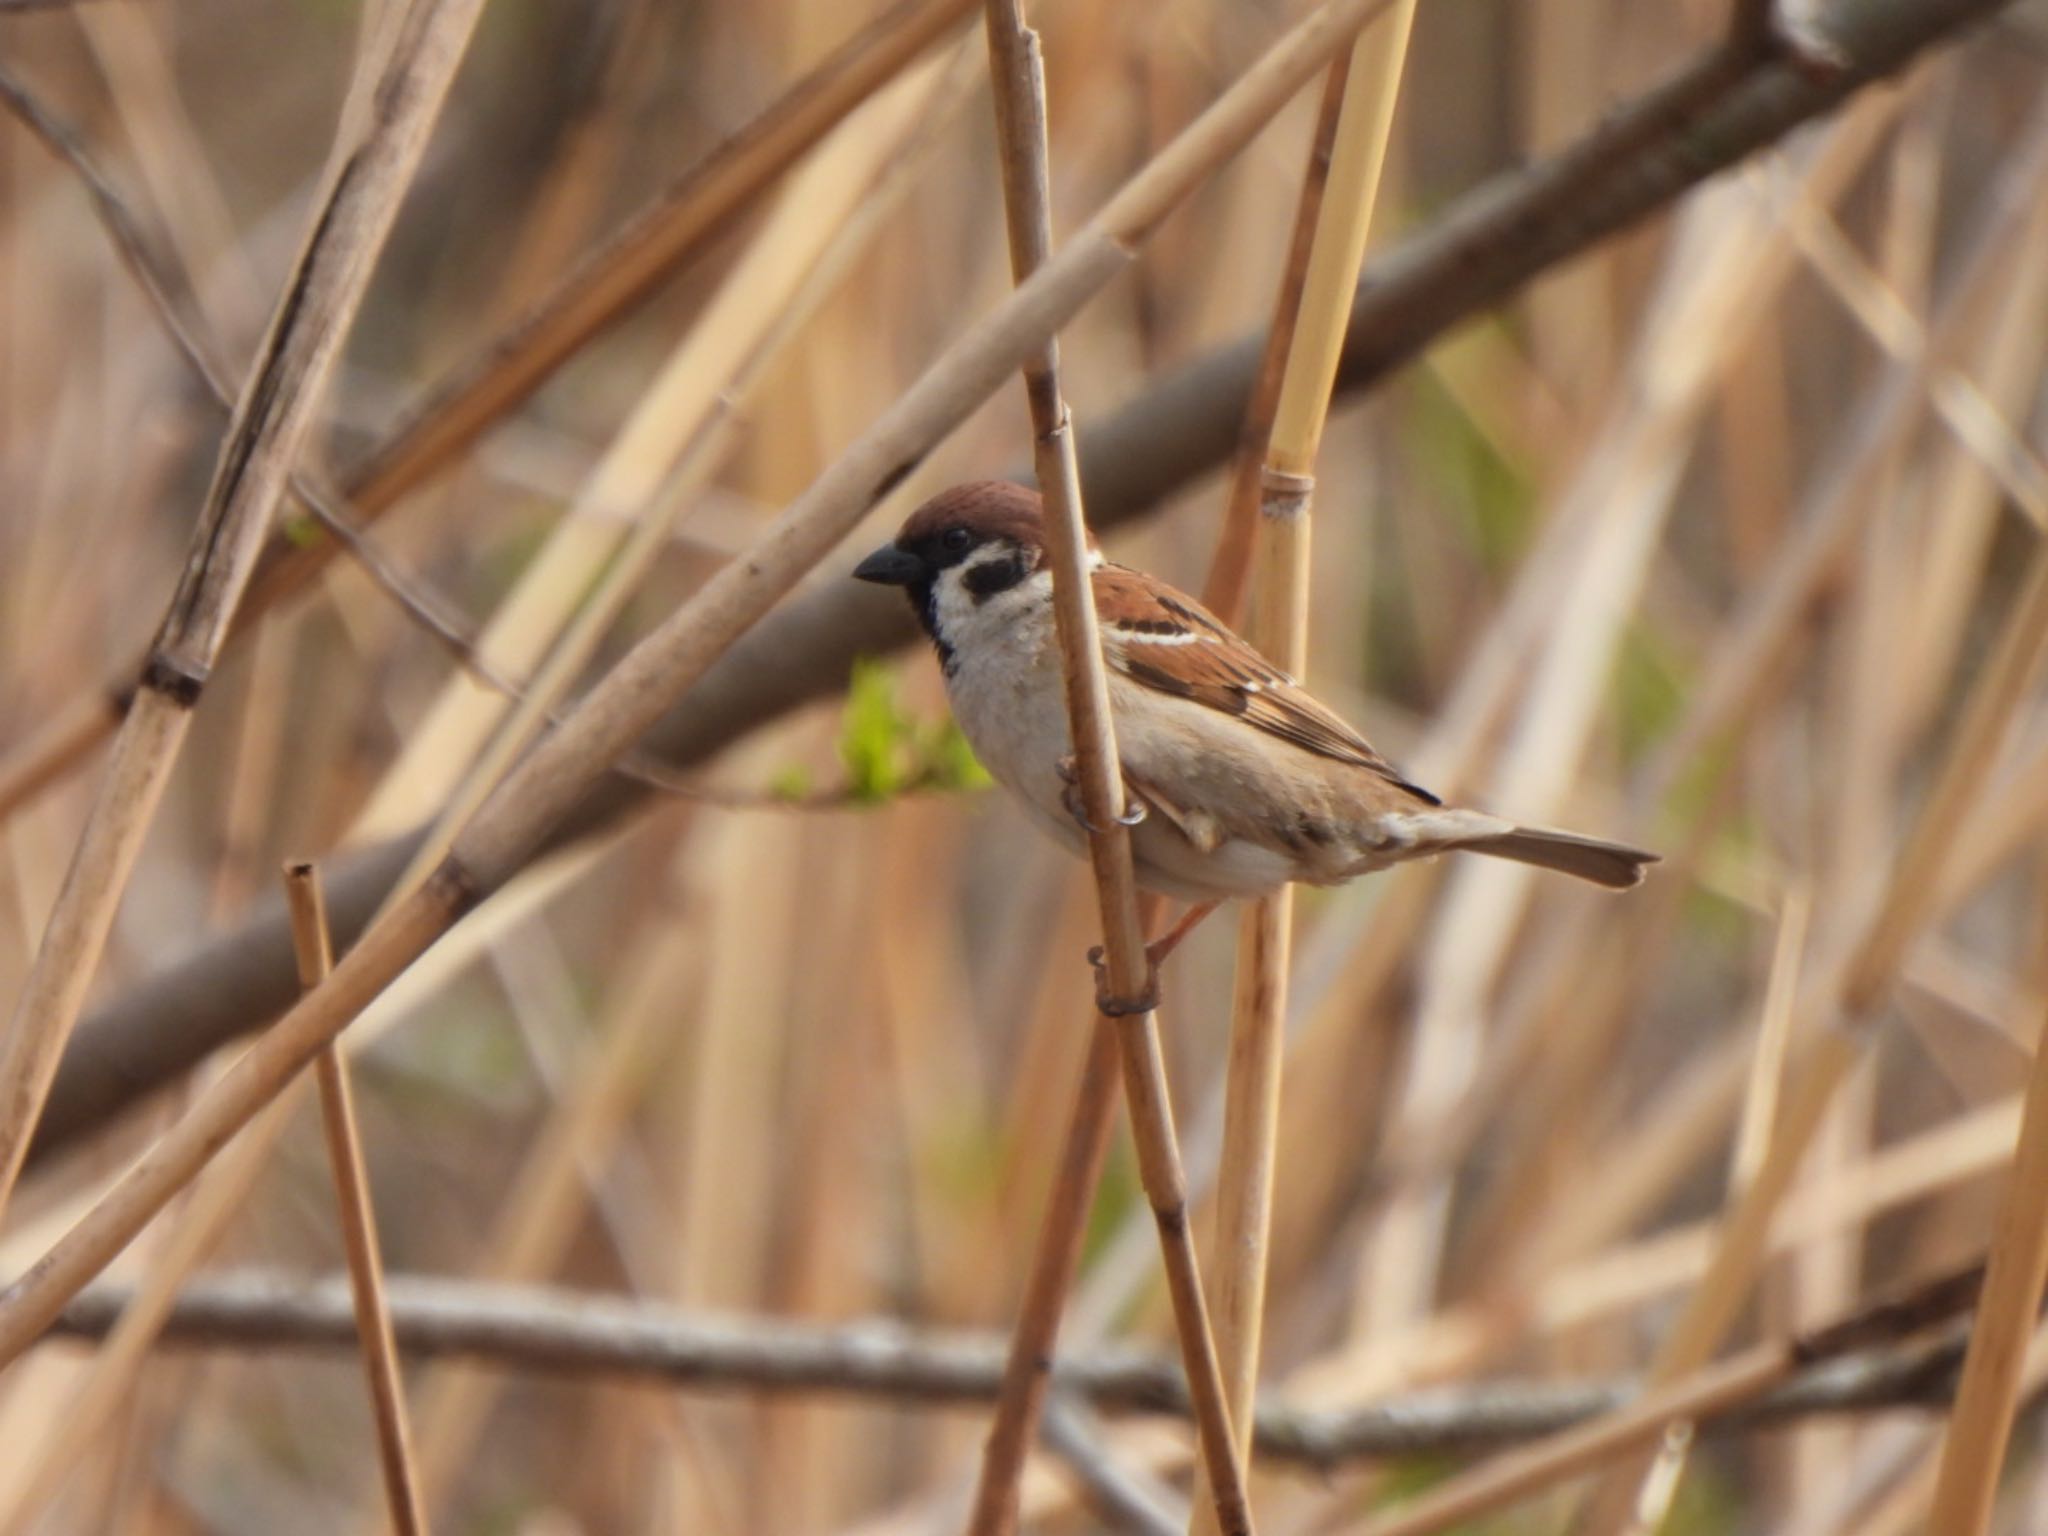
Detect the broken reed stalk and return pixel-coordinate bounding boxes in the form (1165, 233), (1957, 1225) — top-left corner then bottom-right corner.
(0, 0), (1400, 1379)
(1924, 996), (2048, 1534)
(0, 0), (488, 1232)
(1576, 528), (2048, 1530)
(0, 0), (976, 828)
(967, 5), (1246, 1533)
(287, 864), (428, 1536)
(1353, 1267), (1986, 1536)
(1196, 9), (1417, 1532)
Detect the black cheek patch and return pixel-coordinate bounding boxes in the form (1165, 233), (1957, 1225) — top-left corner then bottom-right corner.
(964, 555), (1029, 602)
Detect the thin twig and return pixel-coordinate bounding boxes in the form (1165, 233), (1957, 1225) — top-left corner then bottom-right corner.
(286, 863), (428, 1536)
(0, 0), (490, 1230)
(37, 1265), (1991, 1463)
(1352, 1267), (1986, 1536)
(1043, 1398), (1187, 1536)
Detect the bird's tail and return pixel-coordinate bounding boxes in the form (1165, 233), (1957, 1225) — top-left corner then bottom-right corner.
(1460, 822), (1658, 889)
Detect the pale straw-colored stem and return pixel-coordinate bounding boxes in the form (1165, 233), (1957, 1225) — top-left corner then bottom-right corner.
(1575, 527), (2048, 1531)
(1925, 996), (2048, 1534)
(288, 864), (429, 1536)
(1195, 9), (1416, 1534)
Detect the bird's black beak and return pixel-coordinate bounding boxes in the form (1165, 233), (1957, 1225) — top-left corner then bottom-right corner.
(853, 543), (926, 587)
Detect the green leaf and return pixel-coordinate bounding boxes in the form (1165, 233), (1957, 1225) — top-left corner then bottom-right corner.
(768, 764), (814, 802)
(923, 719), (993, 792)
(840, 656), (911, 803)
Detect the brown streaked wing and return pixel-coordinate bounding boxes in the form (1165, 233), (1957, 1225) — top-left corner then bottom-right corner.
(1091, 564), (1441, 806)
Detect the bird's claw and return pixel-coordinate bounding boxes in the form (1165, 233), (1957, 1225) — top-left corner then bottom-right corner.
(1087, 944), (1161, 1018)
(1056, 757), (1147, 835)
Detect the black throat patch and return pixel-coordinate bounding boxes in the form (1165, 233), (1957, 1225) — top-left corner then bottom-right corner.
(905, 578), (957, 675)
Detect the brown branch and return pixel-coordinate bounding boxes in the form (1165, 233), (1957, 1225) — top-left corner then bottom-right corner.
(37, 1267), (1983, 1468)
(26, 0), (2019, 1168)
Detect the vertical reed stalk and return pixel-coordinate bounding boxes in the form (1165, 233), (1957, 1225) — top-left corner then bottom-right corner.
(967, 4), (1254, 1531)
(1194, 9), (1416, 1530)
(1925, 996), (2048, 1534)
(287, 863), (429, 1536)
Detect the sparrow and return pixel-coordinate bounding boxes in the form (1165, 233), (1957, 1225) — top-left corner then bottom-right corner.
(854, 481), (1654, 962)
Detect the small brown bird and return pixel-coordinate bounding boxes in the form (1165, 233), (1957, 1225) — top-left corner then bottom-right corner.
(855, 481), (1654, 956)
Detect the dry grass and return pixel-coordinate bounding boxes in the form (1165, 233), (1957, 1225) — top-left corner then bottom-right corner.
(0, 0), (2044, 1531)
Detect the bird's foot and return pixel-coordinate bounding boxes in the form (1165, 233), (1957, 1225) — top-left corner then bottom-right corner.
(1083, 900), (1221, 1017)
(1055, 755), (1146, 835)
(1086, 945), (1160, 1017)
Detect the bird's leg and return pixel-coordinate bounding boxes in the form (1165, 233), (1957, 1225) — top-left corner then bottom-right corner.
(1145, 898), (1223, 968)
(1086, 898), (1223, 1016)
(1055, 754), (1147, 834)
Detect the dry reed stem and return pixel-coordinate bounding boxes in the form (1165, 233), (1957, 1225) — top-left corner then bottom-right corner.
(1924, 997), (2048, 1533)
(361, 45), (960, 870)
(0, 0), (1393, 1387)
(969, 1017), (1124, 1535)
(967, 3), (1276, 1530)
(0, 1084), (313, 1531)
(1196, 59), (1350, 627)
(971, 60), (1354, 1528)
(1349, 1268), (1985, 1536)
(0, 0), (974, 828)
(0, 0), (488, 1228)
(286, 864), (428, 1536)
(1577, 530), (2048, 1530)
(404, 869), (693, 1513)
(1642, 100), (2048, 802)
(1196, 9), (1416, 1531)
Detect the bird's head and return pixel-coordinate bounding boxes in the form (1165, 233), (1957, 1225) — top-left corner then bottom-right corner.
(854, 482), (1081, 663)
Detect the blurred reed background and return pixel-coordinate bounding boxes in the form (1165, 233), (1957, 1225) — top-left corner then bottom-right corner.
(0, 0), (2045, 1531)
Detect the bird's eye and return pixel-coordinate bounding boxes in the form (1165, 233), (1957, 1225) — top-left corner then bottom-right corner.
(941, 527), (973, 554)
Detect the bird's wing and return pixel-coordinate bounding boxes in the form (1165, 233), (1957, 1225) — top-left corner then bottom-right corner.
(1091, 563), (1440, 806)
